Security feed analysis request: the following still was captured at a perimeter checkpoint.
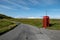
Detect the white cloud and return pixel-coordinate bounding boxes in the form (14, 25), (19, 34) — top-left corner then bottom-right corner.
(1, 0), (59, 10)
(28, 0), (58, 5)
(41, 0), (58, 5)
(29, 0), (40, 5)
(14, 15), (41, 19)
(26, 17), (41, 19)
(13, 0), (27, 5)
(3, 0), (30, 10)
(0, 5), (12, 9)
(49, 15), (60, 19)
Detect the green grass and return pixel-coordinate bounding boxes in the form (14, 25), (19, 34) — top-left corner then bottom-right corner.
(13, 19), (43, 28)
(0, 18), (60, 34)
(47, 19), (60, 30)
(0, 19), (16, 34)
(12, 19), (60, 30)
(0, 19), (14, 28)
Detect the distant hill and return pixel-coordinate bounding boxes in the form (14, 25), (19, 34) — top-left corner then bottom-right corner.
(0, 14), (13, 19)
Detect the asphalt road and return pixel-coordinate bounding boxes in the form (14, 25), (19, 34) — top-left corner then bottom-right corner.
(40, 28), (60, 40)
(0, 24), (60, 40)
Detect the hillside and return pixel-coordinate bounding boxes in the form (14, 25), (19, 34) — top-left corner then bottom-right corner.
(0, 14), (13, 19)
(0, 14), (16, 35)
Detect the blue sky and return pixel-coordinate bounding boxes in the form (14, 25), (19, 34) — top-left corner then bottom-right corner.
(0, 0), (60, 18)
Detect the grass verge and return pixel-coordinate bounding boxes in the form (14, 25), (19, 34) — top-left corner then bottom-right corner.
(0, 19), (20, 35)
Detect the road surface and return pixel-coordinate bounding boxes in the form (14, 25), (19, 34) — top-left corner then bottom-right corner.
(0, 24), (60, 40)
(40, 28), (60, 40)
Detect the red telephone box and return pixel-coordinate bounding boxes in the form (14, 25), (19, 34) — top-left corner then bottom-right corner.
(43, 16), (49, 28)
